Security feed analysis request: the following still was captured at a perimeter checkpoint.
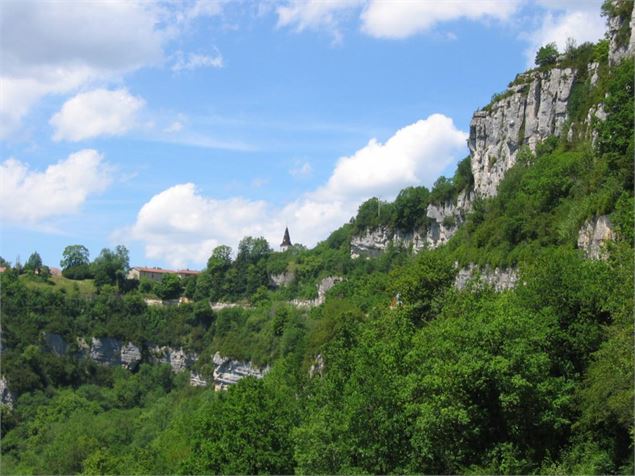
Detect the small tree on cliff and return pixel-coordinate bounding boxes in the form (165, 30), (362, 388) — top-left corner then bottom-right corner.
(535, 42), (559, 67)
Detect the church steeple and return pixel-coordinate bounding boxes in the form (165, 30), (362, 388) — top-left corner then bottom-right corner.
(280, 227), (292, 251)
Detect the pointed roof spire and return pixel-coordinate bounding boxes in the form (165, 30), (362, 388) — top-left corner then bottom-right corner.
(281, 227), (292, 247)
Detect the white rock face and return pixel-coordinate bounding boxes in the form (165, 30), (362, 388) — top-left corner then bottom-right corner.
(73, 337), (142, 370)
(577, 215), (614, 259)
(270, 270), (295, 287)
(608, 2), (635, 66)
(454, 264), (518, 291)
(0, 376), (14, 408)
(212, 352), (269, 390)
(120, 342), (142, 370)
(149, 346), (197, 373)
(469, 67), (575, 197)
(350, 190), (474, 259)
(425, 189), (474, 247)
(290, 276), (343, 308)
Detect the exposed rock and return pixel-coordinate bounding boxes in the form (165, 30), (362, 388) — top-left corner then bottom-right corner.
(210, 302), (247, 311)
(608, 1), (635, 66)
(290, 276), (343, 308)
(120, 342), (142, 370)
(0, 376), (14, 408)
(351, 227), (403, 259)
(190, 372), (209, 387)
(350, 190), (474, 259)
(577, 215), (614, 259)
(89, 337), (123, 365)
(212, 352), (269, 390)
(425, 189), (475, 248)
(149, 346), (197, 373)
(469, 67), (576, 197)
(317, 276), (343, 303)
(588, 61), (600, 87)
(309, 354), (325, 378)
(44, 332), (68, 356)
(270, 270), (295, 287)
(454, 264), (518, 291)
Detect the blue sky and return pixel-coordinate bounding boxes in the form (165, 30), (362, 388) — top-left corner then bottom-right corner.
(0, 0), (607, 269)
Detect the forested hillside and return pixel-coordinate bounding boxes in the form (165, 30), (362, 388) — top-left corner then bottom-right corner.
(1, 1), (633, 474)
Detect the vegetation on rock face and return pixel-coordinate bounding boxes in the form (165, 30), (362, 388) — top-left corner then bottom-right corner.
(1, 8), (633, 476)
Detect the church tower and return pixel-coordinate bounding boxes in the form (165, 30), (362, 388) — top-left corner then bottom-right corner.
(280, 227), (292, 251)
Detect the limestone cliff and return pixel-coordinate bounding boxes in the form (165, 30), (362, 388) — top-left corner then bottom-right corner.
(212, 352), (269, 391)
(469, 67), (575, 197)
(41, 333), (271, 390)
(351, 3), (632, 259)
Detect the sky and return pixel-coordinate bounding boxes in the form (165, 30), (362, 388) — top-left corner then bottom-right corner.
(0, 0), (608, 270)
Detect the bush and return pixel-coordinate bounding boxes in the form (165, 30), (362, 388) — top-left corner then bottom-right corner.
(535, 42), (559, 67)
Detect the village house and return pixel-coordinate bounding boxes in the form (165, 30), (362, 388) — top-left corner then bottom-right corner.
(127, 267), (200, 282)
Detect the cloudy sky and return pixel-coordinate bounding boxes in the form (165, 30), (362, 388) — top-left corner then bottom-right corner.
(0, 0), (607, 269)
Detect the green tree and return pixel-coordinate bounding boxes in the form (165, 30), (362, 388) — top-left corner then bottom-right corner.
(60, 245), (90, 270)
(92, 245), (130, 288)
(535, 42), (559, 67)
(155, 273), (183, 300)
(24, 252), (43, 273)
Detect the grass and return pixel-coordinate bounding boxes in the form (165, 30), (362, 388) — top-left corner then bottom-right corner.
(20, 274), (96, 296)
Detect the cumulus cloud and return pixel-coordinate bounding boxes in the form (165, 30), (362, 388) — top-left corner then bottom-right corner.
(0, 149), (112, 224)
(361, 0), (521, 39)
(50, 89), (145, 141)
(275, 0), (520, 40)
(0, 1), (164, 138)
(0, 0), (226, 138)
(522, 1), (605, 66)
(124, 114), (468, 267)
(172, 50), (224, 72)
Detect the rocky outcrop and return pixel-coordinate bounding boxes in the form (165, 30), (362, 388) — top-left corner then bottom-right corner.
(309, 354), (325, 378)
(454, 264), (518, 291)
(46, 334), (142, 370)
(270, 270), (295, 287)
(469, 67), (575, 197)
(0, 376), (15, 408)
(577, 215), (614, 259)
(149, 346), (197, 373)
(290, 276), (342, 308)
(212, 352), (269, 390)
(607, 1), (635, 66)
(425, 189), (474, 247)
(210, 302), (247, 311)
(351, 190), (474, 258)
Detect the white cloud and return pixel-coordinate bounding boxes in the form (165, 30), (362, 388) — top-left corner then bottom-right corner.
(522, 1), (605, 66)
(0, 149), (112, 224)
(289, 161), (313, 178)
(50, 89), (145, 142)
(123, 114), (467, 267)
(0, 0), (228, 138)
(0, 1), (165, 138)
(276, 0), (365, 41)
(275, 0), (520, 40)
(361, 0), (521, 39)
(172, 50), (224, 72)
